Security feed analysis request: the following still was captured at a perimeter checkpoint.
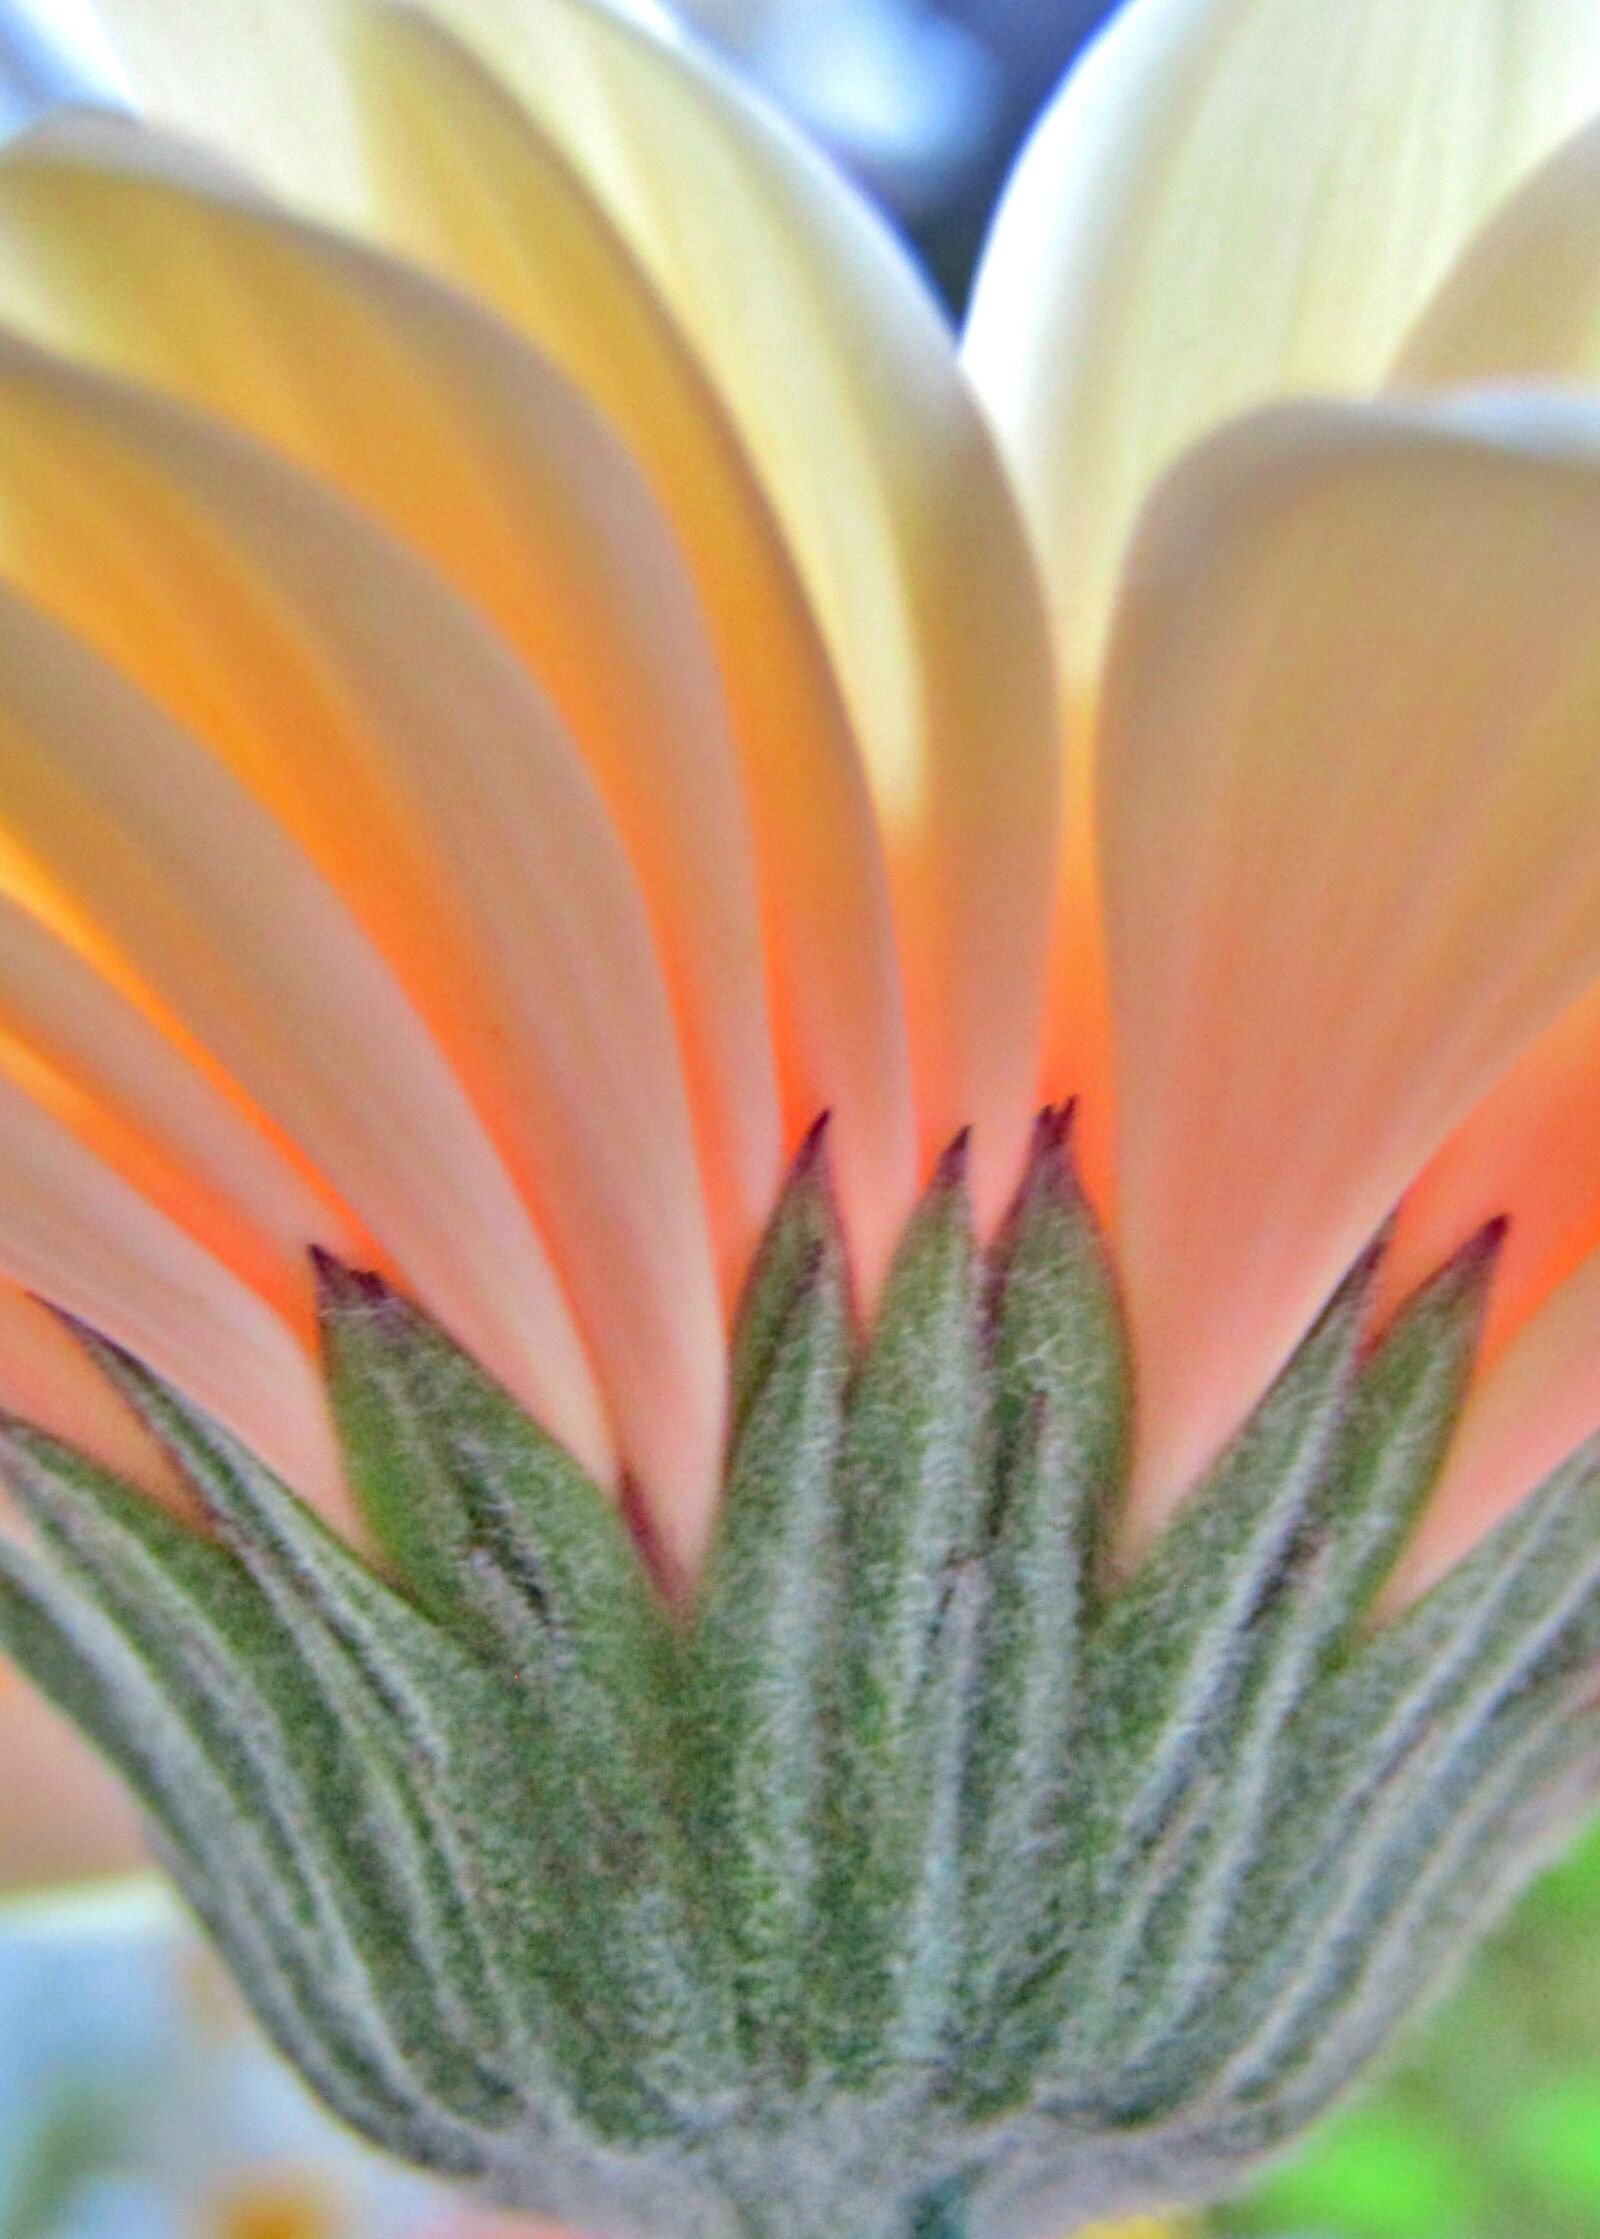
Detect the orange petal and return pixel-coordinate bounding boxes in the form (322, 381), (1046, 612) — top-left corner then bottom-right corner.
(0, 1665), (146, 1890)
(1402, 1250), (1600, 1599)
(0, 1060), (341, 1510)
(0, 339), (734, 1548)
(1103, 395), (1600, 1534)
(1385, 982), (1600, 1361)
(0, 574), (613, 1494)
(345, 0), (1062, 1231)
(0, 114), (783, 1285)
(343, 10), (921, 1277)
(0, 890), (351, 1318)
(0, 1275), (172, 1497)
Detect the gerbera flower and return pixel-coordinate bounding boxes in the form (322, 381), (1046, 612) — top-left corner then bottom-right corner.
(0, 2), (1599, 2234)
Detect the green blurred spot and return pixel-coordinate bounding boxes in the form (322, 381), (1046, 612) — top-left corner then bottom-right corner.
(1231, 2109), (1478, 2238)
(0, 2086), (122, 2239)
(1500, 2074), (1600, 2212)
(1519, 1819), (1600, 1922)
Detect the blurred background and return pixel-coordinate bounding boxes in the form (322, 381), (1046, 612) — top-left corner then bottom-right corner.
(0, 1), (1598, 2234)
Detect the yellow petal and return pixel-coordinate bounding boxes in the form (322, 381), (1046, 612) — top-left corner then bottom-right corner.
(349, 0), (1062, 1226)
(0, 113), (782, 1282)
(0, 573), (613, 1494)
(1394, 113), (1600, 388)
(966, 0), (1600, 697)
(1103, 396), (1600, 1532)
(348, 13), (920, 1278)
(88, 0), (1058, 1247)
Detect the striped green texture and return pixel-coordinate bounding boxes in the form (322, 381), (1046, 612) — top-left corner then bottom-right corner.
(0, 1115), (1595, 2239)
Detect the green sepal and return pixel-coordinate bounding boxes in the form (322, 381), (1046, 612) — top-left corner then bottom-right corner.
(823, 1134), (988, 2077)
(0, 1420), (512, 2162)
(949, 1107), (1128, 2076)
(1224, 1435), (1600, 2104)
(1004, 1230), (1384, 2096)
(727, 1113), (853, 1447)
(58, 1331), (554, 2098)
(313, 1250), (678, 1702)
(0, 1538), (474, 2166)
(1061, 1219), (1508, 2104)
(0, 1138), (1597, 2239)
(687, 1122), (852, 2075)
(101, 1301), (744, 2144)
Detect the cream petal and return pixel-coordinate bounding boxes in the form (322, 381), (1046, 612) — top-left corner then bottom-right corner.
(0, 113), (781, 1280)
(1103, 395), (1600, 1533)
(350, 0), (1062, 1227)
(71, 0), (372, 221)
(0, 574), (613, 1492)
(1394, 112), (1600, 388)
(89, 0), (1057, 1249)
(966, 0), (1600, 698)
(342, 16), (920, 1278)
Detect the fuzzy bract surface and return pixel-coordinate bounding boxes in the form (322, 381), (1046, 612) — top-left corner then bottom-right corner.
(0, 1117), (1596, 2239)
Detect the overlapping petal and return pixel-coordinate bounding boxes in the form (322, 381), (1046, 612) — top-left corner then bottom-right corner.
(1103, 394), (1600, 1528)
(964, 0), (1600, 1165)
(344, 16), (919, 1274)
(0, 113), (784, 1286)
(48, 0), (1600, 1611)
(966, 0), (1600, 694)
(0, 1055), (340, 1508)
(86, 0), (1064, 1245)
(0, 339), (757, 1551)
(0, 891), (348, 1318)
(355, 0), (1062, 1226)
(0, 573), (611, 1493)
(1376, 115), (1600, 1408)
(84, 0), (918, 1283)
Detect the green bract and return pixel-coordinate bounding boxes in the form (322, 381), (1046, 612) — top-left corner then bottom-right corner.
(0, 1113), (1596, 2239)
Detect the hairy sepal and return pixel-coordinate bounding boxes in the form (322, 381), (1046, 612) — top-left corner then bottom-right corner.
(0, 1138), (1595, 2239)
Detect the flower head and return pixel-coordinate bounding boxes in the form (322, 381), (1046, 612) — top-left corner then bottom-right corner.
(0, 0), (1592, 1598)
(2, 0), (1600, 2232)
